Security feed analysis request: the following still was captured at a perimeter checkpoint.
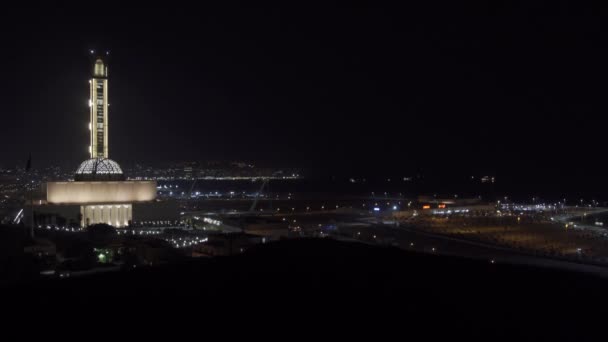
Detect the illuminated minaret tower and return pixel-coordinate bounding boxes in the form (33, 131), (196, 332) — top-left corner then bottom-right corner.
(40, 51), (158, 229)
(89, 52), (109, 158)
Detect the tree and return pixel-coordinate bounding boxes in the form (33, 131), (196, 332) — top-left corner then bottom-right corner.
(86, 224), (118, 247)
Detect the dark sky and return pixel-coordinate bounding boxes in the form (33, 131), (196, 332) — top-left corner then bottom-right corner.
(2, 2), (608, 181)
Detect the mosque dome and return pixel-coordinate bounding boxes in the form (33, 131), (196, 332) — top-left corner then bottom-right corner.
(74, 158), (125, 181)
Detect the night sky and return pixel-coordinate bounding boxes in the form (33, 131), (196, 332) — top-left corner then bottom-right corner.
(2, 2), (608, 186)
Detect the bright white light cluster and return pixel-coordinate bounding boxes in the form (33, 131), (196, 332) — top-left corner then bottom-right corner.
(165, 236), (208, 248)
(117, 230), (161, 236)
(203, 217), (221, 226)
(432, 209), (470, 215)
(499, 203), (560, 211)
(37, 225), (83, 232)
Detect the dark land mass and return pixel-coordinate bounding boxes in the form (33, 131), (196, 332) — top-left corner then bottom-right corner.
(7, 238), (608, 339)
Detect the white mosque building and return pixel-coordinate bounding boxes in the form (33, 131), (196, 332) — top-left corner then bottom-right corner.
(42, 53), (158, 228)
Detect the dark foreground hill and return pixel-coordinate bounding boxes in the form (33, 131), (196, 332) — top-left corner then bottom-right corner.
(9, 238), (608, 339)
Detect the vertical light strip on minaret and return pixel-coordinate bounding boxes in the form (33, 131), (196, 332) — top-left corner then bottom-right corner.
(89, 57), (109, 158)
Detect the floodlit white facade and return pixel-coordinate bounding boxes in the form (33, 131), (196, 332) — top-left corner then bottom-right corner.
(47, 181), (157, 205)
(81, 204), (132, 227)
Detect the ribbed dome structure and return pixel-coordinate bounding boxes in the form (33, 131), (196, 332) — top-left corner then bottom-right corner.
(74, 158), (125, 181)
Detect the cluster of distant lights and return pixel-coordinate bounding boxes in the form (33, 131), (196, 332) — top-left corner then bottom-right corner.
(136, 220), (180, 226)
(132, 175), (301, 181)
(38, 226), (210, 249)
(235, 201), (406, 213)
(35, 226), (181, 235)
(370, 191), (406, 197)
(202, 217), (221, 226)
(35, 225), (211, 249)
(118, 230), (209, 249)
(165, 236), (208, 248)
(431, 209), (471, 215)
(37, 225), (83, 232)
(117, 229), (161, 236)
(157, 186), (269, 199)
(186, 202), (406, 214)
(499, 203), (561, 211)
